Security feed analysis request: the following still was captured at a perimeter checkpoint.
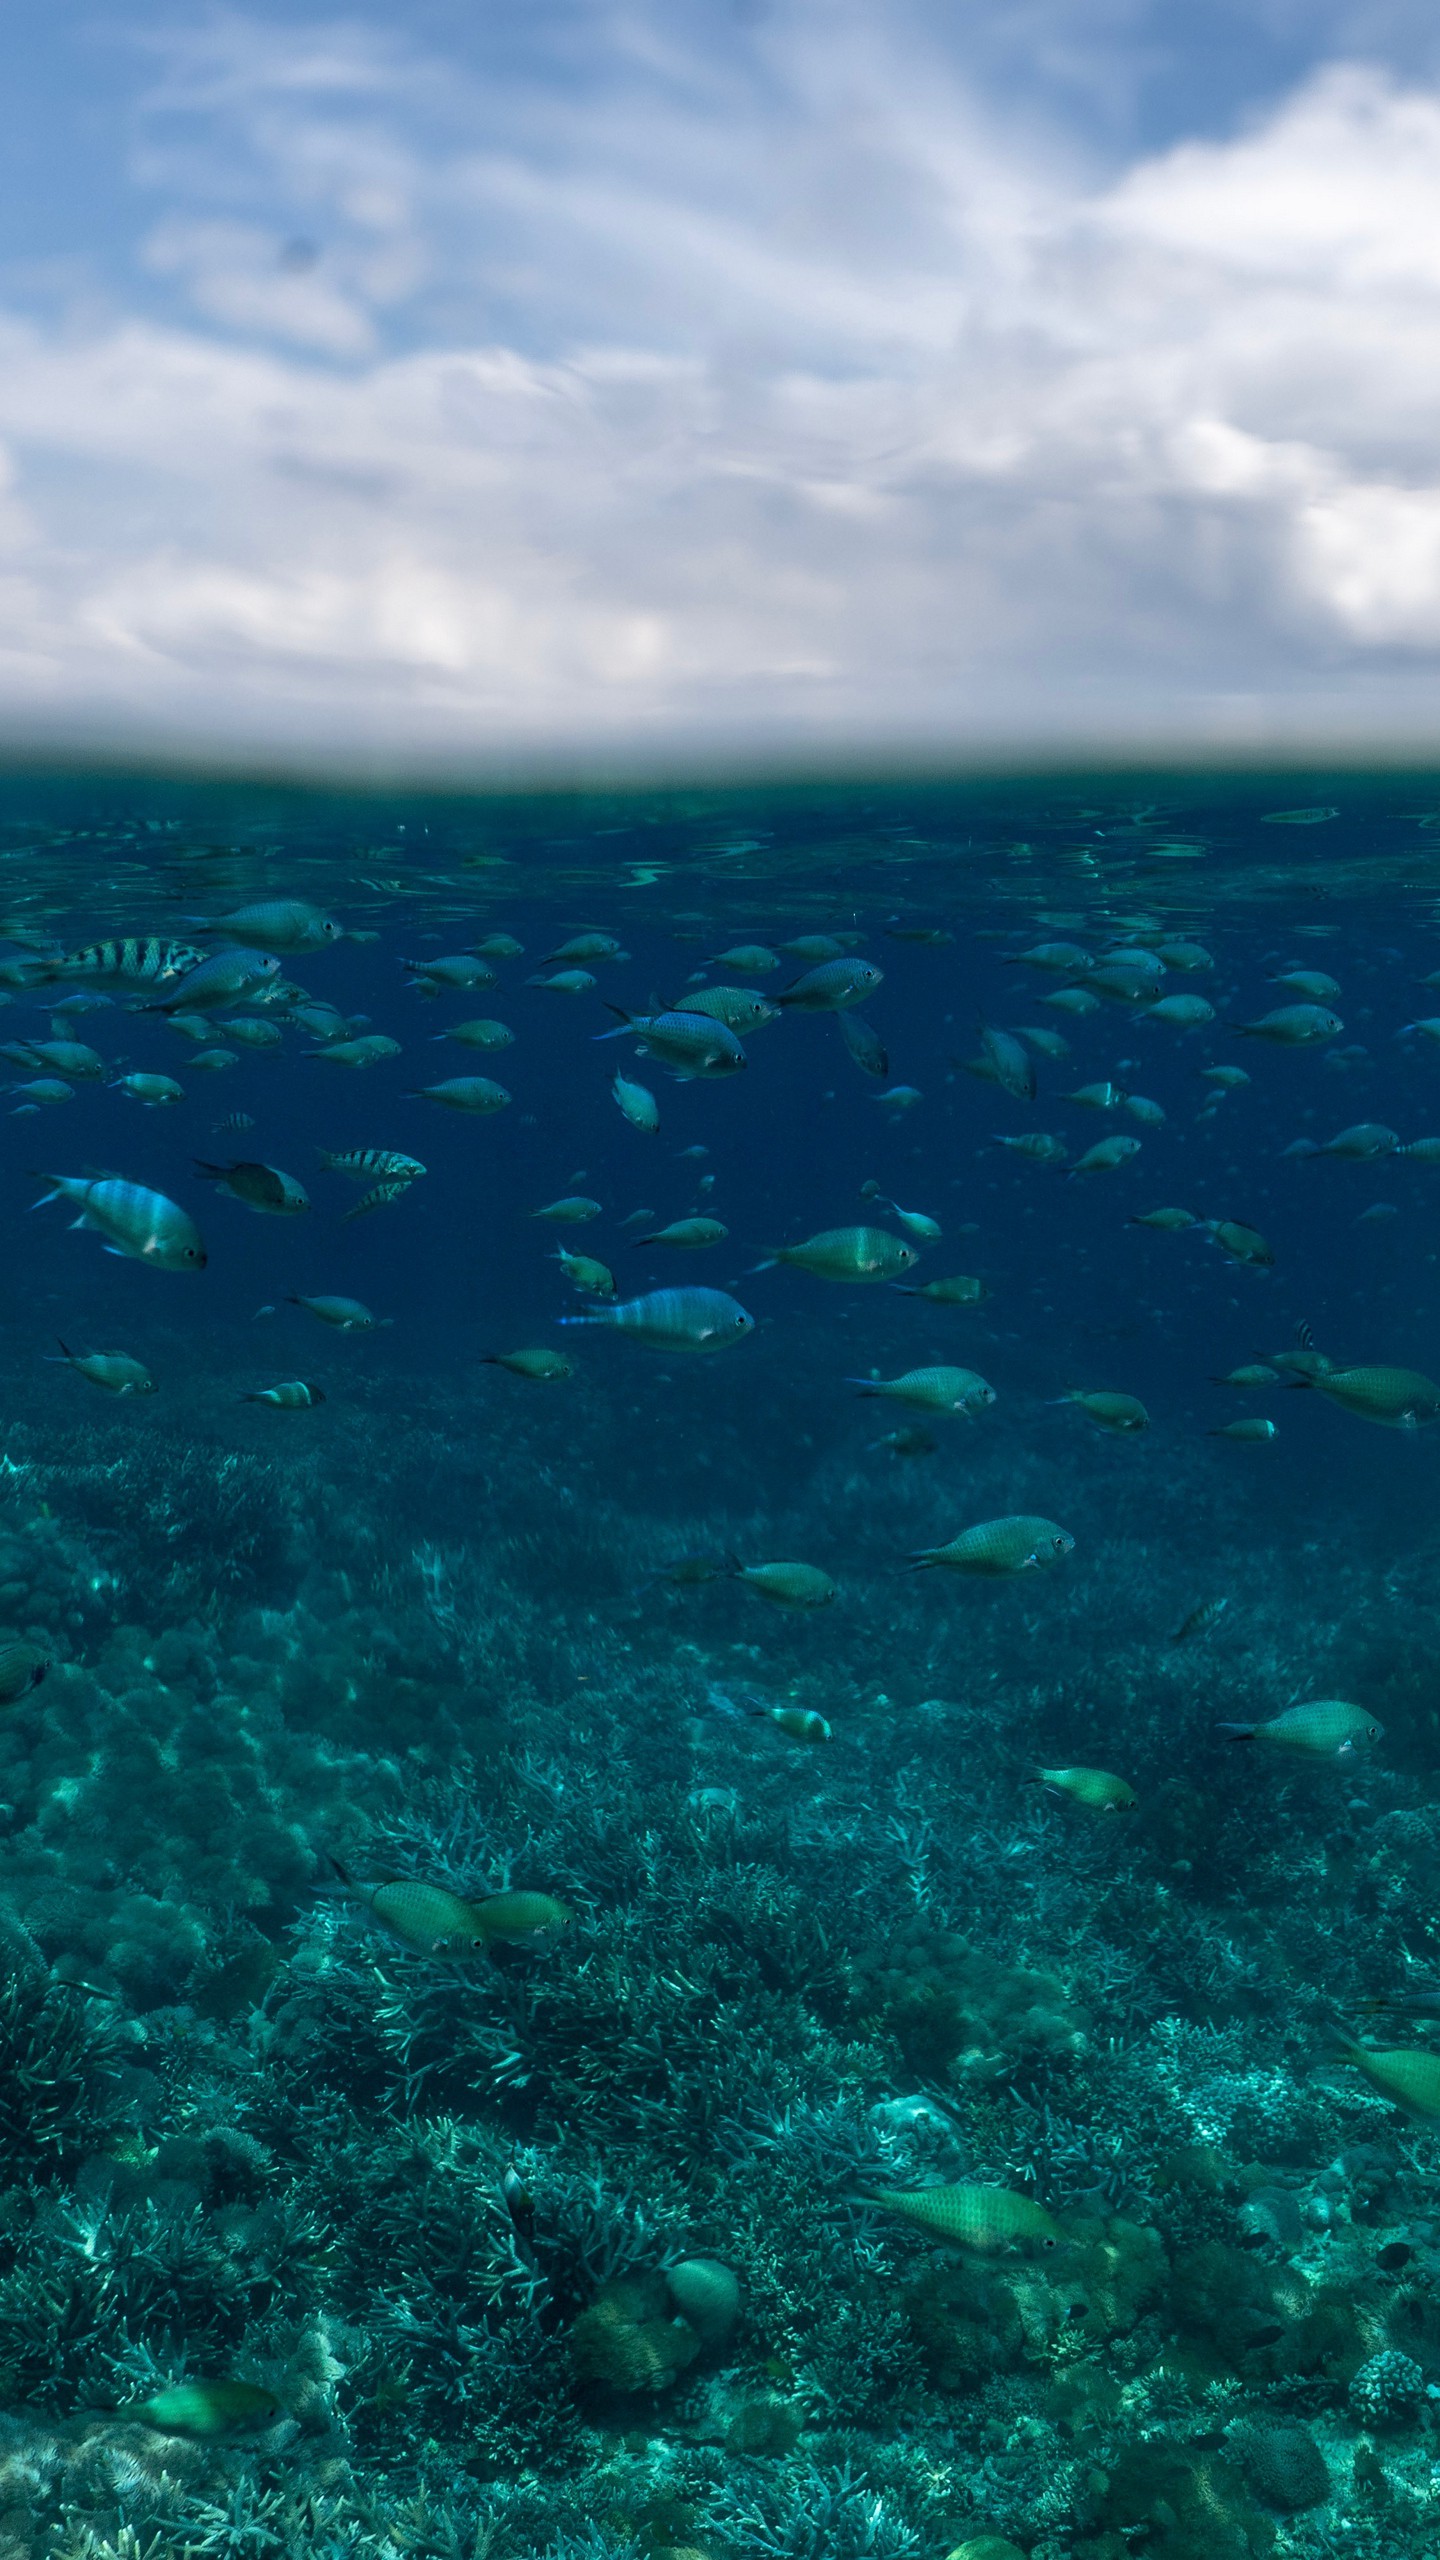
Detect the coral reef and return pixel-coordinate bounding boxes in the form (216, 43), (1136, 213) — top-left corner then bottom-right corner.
(4, 856), (1440, 2557)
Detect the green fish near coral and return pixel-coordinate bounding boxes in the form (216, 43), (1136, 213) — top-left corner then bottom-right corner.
(242, 1380), (325, 1409)
(910, 1516), (1074, 1576)
(130, 2379), (284, 2438)
(1217, 1699), (1382, 1756)
(335, 1866), (571, 1955)
(752, 1704), (832, 1743)
(733, 1561), (837, 1608)
(471, 1888), (574, 1942)
(1040, 1766), (1136, 1812)
(482, 1348), (574, 1380)
(49, 1342), (156, 1396)
(1299, 1364), (1440, 1429)
(873, 2184), (1061, 2252)
(1337, 2045), (1440, 2118)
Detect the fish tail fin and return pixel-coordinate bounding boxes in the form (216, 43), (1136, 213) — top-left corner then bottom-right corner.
(747, 1256), (778, 1273)
(1215, 1722), (1256, 1741)
(191, 1160), (225, 1180)
(904, 1552), (936, 1572)
(847, 1378), (883, 1395)
(50, 1339), (72, 1365)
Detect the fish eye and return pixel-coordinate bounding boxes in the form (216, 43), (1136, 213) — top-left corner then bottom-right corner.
(1368, 1724), (1381, 1739)
(1041, 2234), (1058, 2250)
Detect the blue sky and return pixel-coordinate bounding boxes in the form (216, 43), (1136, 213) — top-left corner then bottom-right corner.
(2, 1), (1440, 767)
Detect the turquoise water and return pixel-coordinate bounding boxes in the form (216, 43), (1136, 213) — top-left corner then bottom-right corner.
(3, 769), (1440, 2557)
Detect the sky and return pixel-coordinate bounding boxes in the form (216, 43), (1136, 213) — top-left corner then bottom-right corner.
(4, 1), (1440, 771)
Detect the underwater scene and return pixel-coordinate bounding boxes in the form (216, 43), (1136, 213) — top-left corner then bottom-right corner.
(7, 770), (1440, 2559)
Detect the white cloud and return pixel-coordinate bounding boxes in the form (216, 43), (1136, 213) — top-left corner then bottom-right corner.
(1, 18), (1440, 762)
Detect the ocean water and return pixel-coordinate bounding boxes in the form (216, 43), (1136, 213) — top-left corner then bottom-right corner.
(3, 769), (1440, 2558)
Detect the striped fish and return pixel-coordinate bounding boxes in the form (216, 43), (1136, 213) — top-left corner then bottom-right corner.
(342, 1180), (417, 1222)
(41, 937), (205, 986)
(318, 1148), (426, 1182)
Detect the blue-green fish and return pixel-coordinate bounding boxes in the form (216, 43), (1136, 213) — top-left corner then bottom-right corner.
(192, 899), (342, 953)
(558, 1287), (753, 1352)
(406, 1077), (511, 1113)
(305, 1034), (401, 1067)
(33, 1175), (206, 1269)
(285, 1295), (390, 1329)
(111, 1072), (185, 1106)
(404, 953), (497, 993)
(194, 1160), (309, 1215)
(142, 948), (283, 1014)
(778, 957), (882, 1010)
(599, 1007), (746, 1078)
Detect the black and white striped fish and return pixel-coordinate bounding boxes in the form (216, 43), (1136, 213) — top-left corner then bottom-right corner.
(318, 1148), (426, 1183)
(39, 937), (205, 986)
(342, 1180), (418, 1222)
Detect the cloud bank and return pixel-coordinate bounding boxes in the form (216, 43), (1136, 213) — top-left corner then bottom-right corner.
(1, 9), (1440, 767)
